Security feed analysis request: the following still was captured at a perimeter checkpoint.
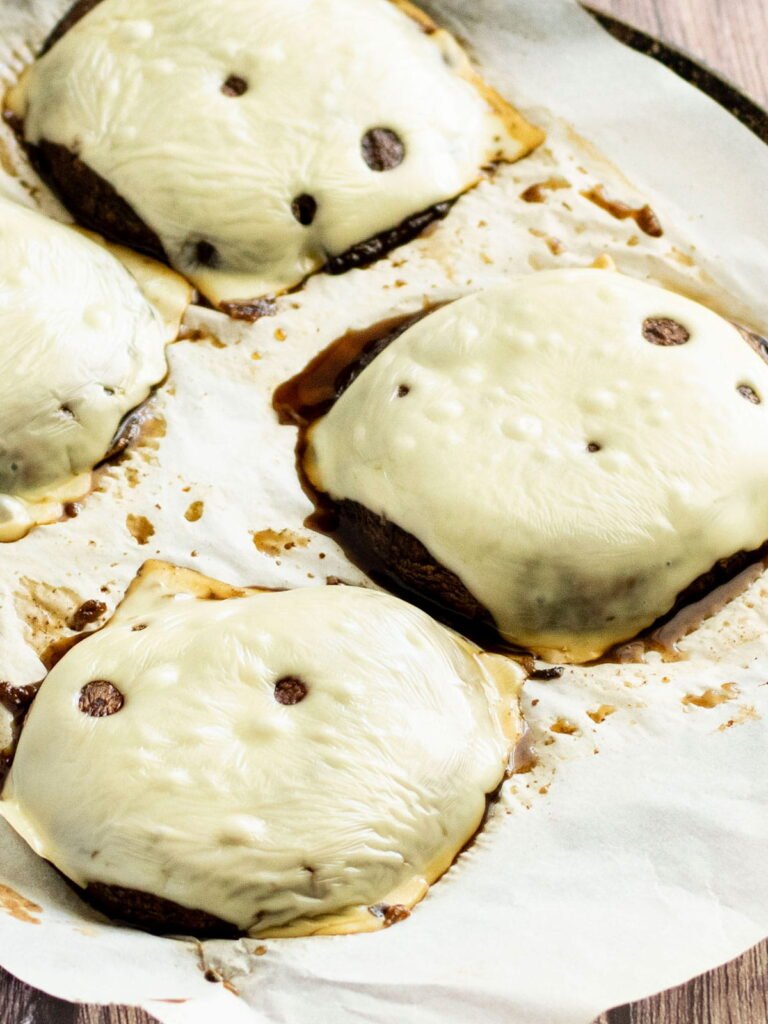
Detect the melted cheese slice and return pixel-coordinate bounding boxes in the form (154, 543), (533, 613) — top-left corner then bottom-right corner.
(0, 197), (190, 541)
(0, 561), (522, 936)
(7, 0), (542, 306)
(307, 269), (768, 662)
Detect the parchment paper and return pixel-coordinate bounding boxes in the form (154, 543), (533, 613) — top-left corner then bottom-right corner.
(1, 2), (768, 1022)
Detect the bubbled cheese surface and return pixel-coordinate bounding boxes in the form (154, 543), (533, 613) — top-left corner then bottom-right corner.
(0, 197), (188, 542)
(307, 269), (768, 662)
(8, 0), (541, 305)
(0, 562), (520, 936)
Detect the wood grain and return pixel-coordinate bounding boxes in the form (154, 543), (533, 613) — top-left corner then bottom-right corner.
(591, 0), (768, 106)
(591, 3), (768, 1021)
(0, 965), (156, 1023)
(595, 939), (768, 1023)
(2, 1), (767, 1022)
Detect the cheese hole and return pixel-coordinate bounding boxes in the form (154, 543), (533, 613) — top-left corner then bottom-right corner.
(221, 75), (248, 97)
(194, 240), (219, 267)
(642, 317), (690, 346)
(78, 680), (124, 718)
(737, 384), (761, 405)
(291, 194), (318, 226)
(361, 128), (406, 172)
(274, 676), (308, 705)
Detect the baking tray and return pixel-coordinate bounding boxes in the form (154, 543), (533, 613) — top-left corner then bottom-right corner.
(3, 6), (768, 1023)
(587, 7), (768, 144)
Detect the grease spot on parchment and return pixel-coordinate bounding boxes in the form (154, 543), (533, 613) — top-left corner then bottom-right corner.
(718, 705), (760, 732)
(550, 718), (579, 736)
(126, 514), (155, 546)
(581, 184), (663, 237)
(184, 501), (205, 523)
(179, 326), (225, 349)
(13, 578), (80, 656)
(251, 529), (309, 557)
(587, 704), (616, 724)
(0, 884), (41, 924)
(195, 941), (240, 995)
(520, 177), (571, 203)
(682, 683), (739, 709)
(132, 412), (167, 467)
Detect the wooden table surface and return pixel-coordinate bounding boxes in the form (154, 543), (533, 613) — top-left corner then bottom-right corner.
(2, 1), (768, 1022)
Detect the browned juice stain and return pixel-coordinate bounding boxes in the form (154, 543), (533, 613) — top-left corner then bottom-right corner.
(126, 514), (155, 545)
(178, 327), (205, 342)
(140, 412), (167, 445)
(0, 682), (39, 715)
(12, 578), (82, 659)
(201, 966), (240, 994)
(273, 310), (430, 428)
(669, 247), (696, 267)
(185, 500), (205, 523)
(550, 718), (579, 736)
(587, 704), (616, 724)
(219, 297), (277, 322)
(251, 529), (309, 557)
(509, 726), (538, 775)
(273, 307), (437, 549)
(0, 884), (42, 924)
(0, 681), (40, 782)
(68, 599), (107, 631)
(41, 630), (93, 673)
(368, 903), (411, 927)
(98, 404), (166, 470)
(529, 228), (565, 255)
(72, 405), (167, 518)
(581, 184), (663, 237)
(179, 325), (225, 349)
(520, 177), (571, 202)
(719, 705), (760, 731)
(682, 682), (739, 709)
(0, 129), (19, 178)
